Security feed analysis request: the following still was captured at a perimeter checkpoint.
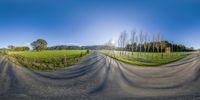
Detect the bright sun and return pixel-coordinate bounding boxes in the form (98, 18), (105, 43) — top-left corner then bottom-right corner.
(111, 40), (115, 44)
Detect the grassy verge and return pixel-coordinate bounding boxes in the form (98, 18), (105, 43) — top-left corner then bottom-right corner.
(100, 50), (192, 66)
(6, 50), (90, 71)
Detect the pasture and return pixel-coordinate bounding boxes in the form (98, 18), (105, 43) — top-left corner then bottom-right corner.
(7, 50), (89, 70)
(100, 50), (192, 66)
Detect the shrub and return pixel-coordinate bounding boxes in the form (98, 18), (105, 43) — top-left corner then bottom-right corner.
(86, 50), (90, 54)
(14, 46), (30, 51)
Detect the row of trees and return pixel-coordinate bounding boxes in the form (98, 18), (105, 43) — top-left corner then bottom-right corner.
(117, 30), (193, 53)
(126, 41), (193, 52)
(8, 45), (30, 51)
(7, 39), (48, 51)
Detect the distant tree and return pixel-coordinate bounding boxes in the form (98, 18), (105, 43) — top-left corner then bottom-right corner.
(14, 46), (30, 51)
(160, 34), (167, 53)
(124, 34), (191, 53)
(135, 35), (140, 59)
(155, 33), (161, 52)
(135, 35), (139, 52)
(160, 41), (167, 58)
(171, 41), (174, 52)
(147, 38), (152, 52)
(189, 47), (194, 51)
(118, 31), (128, 53)
(143, 33), (148, 52)
(8, 45), (15, 50)
(31, 39), (48, 51)
(139, 31), (144, 53)
(130, 30), (136, 54)
(152, 34), (156, 52)
(178, 44), (186, 52)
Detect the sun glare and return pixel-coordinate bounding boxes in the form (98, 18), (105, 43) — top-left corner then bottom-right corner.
(111, 40), (115, 44)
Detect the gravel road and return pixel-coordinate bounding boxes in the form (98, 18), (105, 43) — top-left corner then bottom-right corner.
(0, 52), (200, 100)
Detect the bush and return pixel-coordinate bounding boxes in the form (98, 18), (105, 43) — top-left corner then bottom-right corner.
(86, 50), (90, 54)
(14, 46), (30, 51)
(0, 50), (8, 55)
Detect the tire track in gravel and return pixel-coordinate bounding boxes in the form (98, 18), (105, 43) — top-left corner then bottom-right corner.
(0, 52), (200, 100)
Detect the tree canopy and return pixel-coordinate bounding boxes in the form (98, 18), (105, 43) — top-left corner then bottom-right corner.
(31, 39), (48, 51)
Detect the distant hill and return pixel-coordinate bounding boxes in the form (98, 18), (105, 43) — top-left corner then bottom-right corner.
(48, 45), (82, 50)
(48, 45), (112, 50)
(82, 45), (112, 50)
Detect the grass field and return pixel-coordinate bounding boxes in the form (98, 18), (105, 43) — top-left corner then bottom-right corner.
(7, 50), (90, 70)
(100, 50), (192, 66)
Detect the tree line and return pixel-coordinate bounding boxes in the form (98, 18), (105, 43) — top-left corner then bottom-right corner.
(116, 30), (194, 53)
(125, 41), (194, 52)
(6, 38), (109, 51)
(6, 39), (102, 51)
(7, 39), (48, 51)
(8, 45), (30, 51)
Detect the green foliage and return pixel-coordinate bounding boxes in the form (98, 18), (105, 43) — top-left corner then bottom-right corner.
(86, 50), (90, 54)
(31, 39), (48, 51)
(0, 50), (8, 55)
(7, 45), (29, 51)
(8, 45), (15, 50)
(7, 50), (89, 70)
(126, 41), (194, 52)
(13, 46), (30, 51)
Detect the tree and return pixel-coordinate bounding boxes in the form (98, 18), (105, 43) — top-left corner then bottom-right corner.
(14, 46), (30, 51)
(130, 30), (136, 54)
(160, 35), (167, 53)
(189, 47), (194, 51)
(135, 35), (139, 52)
(155, 33), (161, 52)
(31, 39), (48, 51)
(147, 38), (152, 52)
(143, 33), (148, 52)
(178, 44), (186, 52)
(139, 31), (144, 53)
(160, 41), (167, 58)
(124, 31), (190, 53)
(118, 31), (128, 54)
(152, 34), (156, 52)
(171, 41), (174, 52)
(8, 45), (15, 50)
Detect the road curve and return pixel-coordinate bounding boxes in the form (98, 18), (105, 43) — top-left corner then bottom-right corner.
(0, 52), (200, 100)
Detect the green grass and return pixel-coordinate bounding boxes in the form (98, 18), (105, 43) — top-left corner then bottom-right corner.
(7, 50), (90, 70)
(100, 50), (192, 66)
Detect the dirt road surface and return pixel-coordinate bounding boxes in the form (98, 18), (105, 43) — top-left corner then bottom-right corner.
(0, 52), (200, 100)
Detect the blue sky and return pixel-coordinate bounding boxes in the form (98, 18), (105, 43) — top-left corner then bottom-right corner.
(0, 0), (200, 49)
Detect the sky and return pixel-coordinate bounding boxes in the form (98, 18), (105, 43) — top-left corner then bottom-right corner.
(0, 0), (200, 49)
